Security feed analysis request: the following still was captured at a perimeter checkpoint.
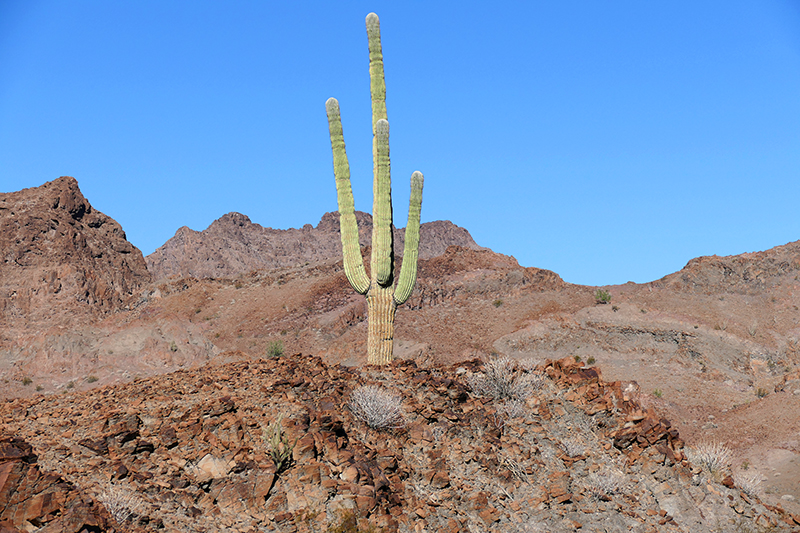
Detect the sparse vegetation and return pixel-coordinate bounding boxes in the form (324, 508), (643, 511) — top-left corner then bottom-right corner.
(734, 471), (762, 497)
(586, 356), (596, 365)
(97, 484), (143, 524)
(35, 384), (43, 391)
(266, 340), (285, 358)
(594, 289), (611, 304)
(468, 356), (542, 402)
(560, 439), (586, 458)
(687, 441), (732, 479)
(612, 305), (619, 312)
(262, 414), (296, 473)
(169, 341), (178, 352)
(653, 389), (663, 398)
(493, 298), (503, 307)
(66, 381), (75, 390)
(21, 376), (32, 386)
(574, 355), (582, 363)
(87, 375), (98, 383)
(755, 387), (768, 399)
(585, 467), (627, 499)
(348, 385), (406, 430)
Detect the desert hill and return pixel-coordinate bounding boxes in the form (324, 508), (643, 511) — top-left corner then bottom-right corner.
(0, 176), (151, 327)
(3, 353), (797, 532)
(3, 177), (800, 530)
(145, 210), (485, 281)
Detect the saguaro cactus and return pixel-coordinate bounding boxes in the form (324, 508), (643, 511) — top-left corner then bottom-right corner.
(325, 12), (424, 365)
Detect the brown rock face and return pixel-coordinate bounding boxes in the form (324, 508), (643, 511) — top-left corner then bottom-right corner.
(0, 177), (151, 327)
(146, 211), (485, 280)
(656, 240), (800, 295)
(0, 436), (121, 532)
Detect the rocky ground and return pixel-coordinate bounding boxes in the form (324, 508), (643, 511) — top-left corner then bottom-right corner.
(3, 354), (798, 532)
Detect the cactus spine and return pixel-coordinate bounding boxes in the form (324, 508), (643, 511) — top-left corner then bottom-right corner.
(325, 12), (424, 365)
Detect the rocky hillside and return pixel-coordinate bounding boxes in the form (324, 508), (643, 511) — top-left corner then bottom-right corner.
(145, 211), (485, 280)
(3, 354), (796, 532)
(0, 176), (151, 328)
(655, 240), (800, 295)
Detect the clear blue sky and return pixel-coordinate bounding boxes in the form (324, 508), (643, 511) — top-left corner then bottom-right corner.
(2, 1), (799, 286)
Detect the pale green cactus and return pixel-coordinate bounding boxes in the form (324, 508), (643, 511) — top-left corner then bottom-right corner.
(325, 13), (424, 365)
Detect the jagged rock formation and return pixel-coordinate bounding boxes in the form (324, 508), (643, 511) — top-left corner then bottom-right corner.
(145, 211), (485, 280)
(0, 176), (151, 327)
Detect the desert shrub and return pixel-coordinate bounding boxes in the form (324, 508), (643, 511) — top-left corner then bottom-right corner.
(263, 414), (296, 473)
(348, 385), (405, 430)
(594, 289), (611, 304)
(560, 438), (586, 458)
(586, 356), (596, 365)
(585, 467), (627, 499)
(87, 375), (98, 383)
(169, 341), (178, 352)
(687, 441), (732, 478)
(500, 399), (526, 419)
(468, 356), (542, 401)
(21, 377), (32, 386)
(493, 299), (503, 308)
(97, 484), (143, 524)
(733, 471), (762, 497)
(66, 381), (74, 390)
(266, 340), (284, 358)
(35, 385), (43, 391)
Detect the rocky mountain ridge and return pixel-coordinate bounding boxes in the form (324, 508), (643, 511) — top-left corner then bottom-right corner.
(0, 176), (151, 328)
(145, 211), (485, 281)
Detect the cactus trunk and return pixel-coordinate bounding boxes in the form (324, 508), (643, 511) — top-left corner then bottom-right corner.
(367, 285), (397, 365)
(325, 13), (424, 365)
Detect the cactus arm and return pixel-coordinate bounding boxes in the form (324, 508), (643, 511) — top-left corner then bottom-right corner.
(366, 13), (387, 129)
(394, 171), (423, 305)
(371, 118), (394, 287)
(326, 97), (370, 295)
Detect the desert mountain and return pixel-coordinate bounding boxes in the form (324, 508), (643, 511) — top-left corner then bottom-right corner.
(3, 177), (800, 530)
(0, 176), (151, 328)
(146, 211), (485, 280)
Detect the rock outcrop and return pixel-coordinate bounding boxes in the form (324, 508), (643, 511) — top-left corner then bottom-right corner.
(655, 240), (800, 295)
(146, 211), (485, 280)
(0, 176), (151, 327)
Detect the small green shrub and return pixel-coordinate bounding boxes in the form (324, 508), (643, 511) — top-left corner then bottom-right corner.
(21, 377), (32, 386)
(87, 375), (98, 383)
(266, 340), (285, 358)
(653, 389), (663, 398)
(574, 355), (582, 363)
(263, 415), (296, 473)
(35, 385), (43, 391)
(756, 387), (768, 398)
(169, 341), (178, 352)
(587, 356), (596, 365)
(66, 381), (75, 389)
(594, 289), (611, 304)
(493, 299), (503, 308)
